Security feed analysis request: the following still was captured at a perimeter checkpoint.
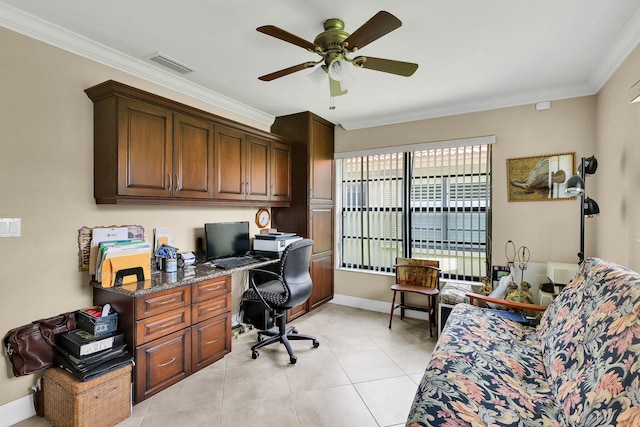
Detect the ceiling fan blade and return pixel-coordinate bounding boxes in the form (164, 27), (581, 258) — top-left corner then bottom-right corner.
(354, 56), (418, 77)
(343, 11), (402, 51)
(259, 62), (318, 81)
(257, 25), (319, 52)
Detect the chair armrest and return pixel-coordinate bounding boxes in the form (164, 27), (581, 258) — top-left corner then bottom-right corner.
(249, 268), (281, 281)
(247, 268), (283, 310)
(466, 292), (548, 312)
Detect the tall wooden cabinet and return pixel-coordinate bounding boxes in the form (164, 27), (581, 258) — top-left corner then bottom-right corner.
(271, 112), (335, 319)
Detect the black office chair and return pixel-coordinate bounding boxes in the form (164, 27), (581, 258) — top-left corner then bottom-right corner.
(242, 239), (319, 364)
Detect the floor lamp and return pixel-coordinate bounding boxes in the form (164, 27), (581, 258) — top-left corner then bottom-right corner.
(565, 156), (599, 264)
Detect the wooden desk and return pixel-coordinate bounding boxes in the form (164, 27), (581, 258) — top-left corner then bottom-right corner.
(91, 259), (277, 403)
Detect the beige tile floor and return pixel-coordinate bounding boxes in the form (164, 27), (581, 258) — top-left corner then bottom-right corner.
(14, 303), (437, 427)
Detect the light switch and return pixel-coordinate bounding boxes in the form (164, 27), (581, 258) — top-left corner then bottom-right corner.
(0, 218), (21, 237)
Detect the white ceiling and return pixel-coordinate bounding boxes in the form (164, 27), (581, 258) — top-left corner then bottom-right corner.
(2, 0), (640, 130)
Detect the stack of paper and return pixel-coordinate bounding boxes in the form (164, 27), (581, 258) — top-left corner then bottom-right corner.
(89, 227), (151, 286)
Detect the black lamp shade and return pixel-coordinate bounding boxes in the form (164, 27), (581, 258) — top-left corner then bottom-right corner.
(584, 197), (600, 216)
(565, 175), (585, 196)
(584, 156), (598, 175)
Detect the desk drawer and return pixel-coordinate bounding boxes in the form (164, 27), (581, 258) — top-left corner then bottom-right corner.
(192, 276), (230, 303)
(136, 286), (190, 319)
(191, 313), (231, 372)
(136, 307), (191, 345)
(135, 329), (191, 402)
(191, 294), (231, 324)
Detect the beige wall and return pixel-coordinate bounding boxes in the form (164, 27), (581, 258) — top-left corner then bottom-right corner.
(595, 44), (640, 271)
(0, 28), (270, 404)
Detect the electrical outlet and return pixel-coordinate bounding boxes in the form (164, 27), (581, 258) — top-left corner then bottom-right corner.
(0, 218), (21, 237)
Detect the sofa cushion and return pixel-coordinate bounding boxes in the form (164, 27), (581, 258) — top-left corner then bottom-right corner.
(537, 258), (640, 426)
(407, 303), (559, 426)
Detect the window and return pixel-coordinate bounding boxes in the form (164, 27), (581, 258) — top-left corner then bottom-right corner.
(338, 139), (492, 281)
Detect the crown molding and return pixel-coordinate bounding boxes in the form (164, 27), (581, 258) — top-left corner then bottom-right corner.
(0, 2), (275, 128)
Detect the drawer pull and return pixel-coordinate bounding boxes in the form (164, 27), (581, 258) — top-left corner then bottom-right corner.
(95, 387), (118, 399)
(206, 338), (219, 345)
(205, 303), (224, 312)
(156, 320), (178, 330)
(155, 297), (177, 306)
(201, 284), (223, 293)
(158, 357), (176, 367)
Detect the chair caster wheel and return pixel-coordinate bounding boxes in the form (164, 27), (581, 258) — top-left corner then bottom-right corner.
(291, 327), (298, 334)
(252, 350), (259, 359)
(313, 340), (320, 348)
(290, 355), (297, 364)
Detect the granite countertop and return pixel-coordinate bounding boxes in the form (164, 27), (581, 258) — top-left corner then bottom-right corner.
(90, 258), (279, 297)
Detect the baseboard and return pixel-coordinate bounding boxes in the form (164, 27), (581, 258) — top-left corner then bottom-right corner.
(0, 394), (35, 427)
(330, 294), (428, 321)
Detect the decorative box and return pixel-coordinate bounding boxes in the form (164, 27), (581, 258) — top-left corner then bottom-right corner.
(77, 306), (118, 335)
(43, 364), (132, 427)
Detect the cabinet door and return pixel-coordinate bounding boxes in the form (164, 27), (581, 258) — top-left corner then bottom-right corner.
(309, 206), (334, 308)
(245, 135), (270, 201)
(191, 313), (231, 372)
(117, 98), (172, 197)
(135, 329), (191, 402)
(173, 113), (214, 199)
(310, 252), (334, 309)
(309, 118), (334, 203)
(214, 127), (245, 200)
(271, 141), (292, 201)
(310, 206), (333, 253)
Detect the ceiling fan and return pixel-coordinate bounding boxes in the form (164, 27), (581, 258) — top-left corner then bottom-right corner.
(257, 11), (419, 98)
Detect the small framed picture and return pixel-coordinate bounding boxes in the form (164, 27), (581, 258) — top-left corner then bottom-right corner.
(507, 152), (576, 202)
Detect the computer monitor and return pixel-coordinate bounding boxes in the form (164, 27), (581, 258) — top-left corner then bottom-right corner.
(204, 221), (251, 260)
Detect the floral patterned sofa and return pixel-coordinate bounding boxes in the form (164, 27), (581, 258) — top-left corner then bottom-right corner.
(407, 257), (640, 426)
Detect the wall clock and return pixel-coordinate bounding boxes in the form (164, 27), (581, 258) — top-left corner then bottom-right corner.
(255, 209), (271, 228)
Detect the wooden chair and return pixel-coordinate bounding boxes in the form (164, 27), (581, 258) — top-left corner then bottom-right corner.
(389, 258), (440, 336)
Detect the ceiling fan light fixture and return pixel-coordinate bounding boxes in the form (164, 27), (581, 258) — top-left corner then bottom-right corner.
(308, 65), (327, 86)
(328, 58), (351, 81)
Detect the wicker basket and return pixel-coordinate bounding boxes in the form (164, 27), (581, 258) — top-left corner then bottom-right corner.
(43, 364), (132, 427)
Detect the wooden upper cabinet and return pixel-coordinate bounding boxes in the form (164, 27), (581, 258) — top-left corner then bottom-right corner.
(271, 141), (292, 201)
(116, 98), (173, 198)
(214, 127), (245, 200)
(173, 113), (214, 199)
(85, 80), (291, 206)
(214, 127), (278, 201)
(246, 135), (270, 201)
(309, 119), (334, 204)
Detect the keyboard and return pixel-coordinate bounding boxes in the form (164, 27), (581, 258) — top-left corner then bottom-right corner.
(213, 256), (259, 270)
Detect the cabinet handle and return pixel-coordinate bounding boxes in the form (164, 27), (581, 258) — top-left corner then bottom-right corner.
(205, 338), (219, 345)
(167, 174), (172, 190)
(155, 298), (177, 306)
(174, 174), (178, 191)
(157, 357), (176, 367)
(157, 320), (177, 330)
(200, 284), (223, 293)
(205, 303), (223, 311)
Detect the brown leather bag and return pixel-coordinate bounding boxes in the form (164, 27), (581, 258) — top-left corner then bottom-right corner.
(3, 312), (76, 376)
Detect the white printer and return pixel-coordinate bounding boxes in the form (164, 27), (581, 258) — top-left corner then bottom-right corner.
(253, 232), (302, 257)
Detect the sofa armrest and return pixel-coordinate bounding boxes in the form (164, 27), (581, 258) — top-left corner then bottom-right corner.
(466, 292), (548, 312)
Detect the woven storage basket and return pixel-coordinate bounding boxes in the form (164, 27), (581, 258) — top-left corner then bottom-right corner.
(43, 364), (131, 427)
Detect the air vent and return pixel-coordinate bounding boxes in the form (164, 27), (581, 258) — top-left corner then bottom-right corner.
(147, 52), (194, 74)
